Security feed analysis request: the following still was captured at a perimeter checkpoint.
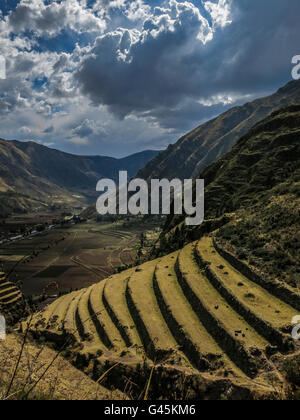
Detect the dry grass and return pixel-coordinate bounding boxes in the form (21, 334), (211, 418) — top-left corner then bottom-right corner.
(198, 236), (298, 329)
(0, 333), (125, 400)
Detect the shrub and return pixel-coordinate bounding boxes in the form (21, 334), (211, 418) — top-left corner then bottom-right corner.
(283, 355), (300, 386)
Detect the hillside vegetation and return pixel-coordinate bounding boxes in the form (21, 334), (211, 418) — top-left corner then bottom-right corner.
(162, 104), (300, 290)
(24, 234), (300, 399)
(137, 80), (300, 183)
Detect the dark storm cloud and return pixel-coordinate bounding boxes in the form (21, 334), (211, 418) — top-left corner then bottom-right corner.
(75, 0), (300, 129)
(75, 1), (212, 118)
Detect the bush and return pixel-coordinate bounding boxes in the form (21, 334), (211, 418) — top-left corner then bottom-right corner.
(283, 355), (300, 386)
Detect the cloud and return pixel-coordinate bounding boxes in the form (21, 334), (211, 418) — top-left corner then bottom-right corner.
(8, 0), (106, 37)
(68, 136), (90, 145)
(73, 0), (300, 130)
(204, 0), (232, 28)
(73, 119), (96, 138)
(19, 126), (32, 135)
(36, 101), (52, 115)
(0, 0), (299, 157)
(75, 0), (214, 117)
(43, 126), (54, 134)
(9, 1), (66, 36)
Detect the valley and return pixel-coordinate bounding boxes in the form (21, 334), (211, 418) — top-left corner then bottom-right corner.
(0, 94), (299, 401)
(0, 217), (161, 299)
(0, 0), (299, 402)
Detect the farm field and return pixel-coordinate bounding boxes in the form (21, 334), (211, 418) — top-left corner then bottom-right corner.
(25, 234), (300, 399)
(0, 220), (154, 297)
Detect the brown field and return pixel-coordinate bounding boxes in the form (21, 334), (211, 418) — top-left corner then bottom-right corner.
(0, 220), (156, 297)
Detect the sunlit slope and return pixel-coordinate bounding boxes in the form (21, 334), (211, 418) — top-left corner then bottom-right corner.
(26, 238), (299, 396)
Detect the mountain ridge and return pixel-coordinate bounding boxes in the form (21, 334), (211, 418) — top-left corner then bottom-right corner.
(136, 80), (300, 183)
(159, 104), (300, 289)
(0, 138), (159, 217)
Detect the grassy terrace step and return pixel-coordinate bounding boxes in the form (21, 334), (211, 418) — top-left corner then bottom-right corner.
(197, 237), (297, 350)
(0, 282), (13, 291)
(89, 281), (125, 351)
(103, 270), (142, 348)
(126, 260), (179, 361)
(154, 252), (244, 376)
(0, 290), (21, 303)
(54, 291), (83, 330)
(63, 289), (87, 340)
(30, 291), (82, 332)
(29, 292), (82, 336)
(3, 292), (22, 306)
(0, 286), (18, 299)
(176, 244), (269, 378)
(213, 239), (300, 312)
(76, 286), (106, 354)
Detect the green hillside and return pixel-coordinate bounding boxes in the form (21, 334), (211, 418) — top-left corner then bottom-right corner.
(161, 105), (300, 290)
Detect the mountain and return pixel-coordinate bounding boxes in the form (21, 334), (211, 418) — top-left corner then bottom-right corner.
(137, 80), (300, 183)
(0, 139), (159, 217)
(161, 104), (300, 289)
(18, 104), (300, 400)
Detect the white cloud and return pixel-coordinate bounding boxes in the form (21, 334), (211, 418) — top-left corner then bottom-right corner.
(19, 126), (32, 135)
(36, 101), (52, 115)
(204, 0), (232, 28)
(8, 0), (106, 37)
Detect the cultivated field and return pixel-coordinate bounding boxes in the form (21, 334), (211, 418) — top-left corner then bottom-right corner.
(0, 221), (148, 297)
(24, 234), (300, 399)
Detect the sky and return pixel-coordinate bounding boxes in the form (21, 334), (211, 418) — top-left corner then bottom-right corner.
(0, 0), (299, 158)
